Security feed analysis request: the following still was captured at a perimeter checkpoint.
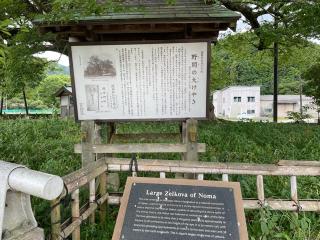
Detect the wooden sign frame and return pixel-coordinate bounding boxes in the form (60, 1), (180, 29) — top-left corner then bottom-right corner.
(112, 177), (248, 240)
(69, 40), (211, 122)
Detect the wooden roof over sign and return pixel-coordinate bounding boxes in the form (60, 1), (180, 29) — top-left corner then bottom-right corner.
(35, 0), (240, 42)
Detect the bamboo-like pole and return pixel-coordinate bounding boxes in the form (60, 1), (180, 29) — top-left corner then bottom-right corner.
(89, 179), (96, 223)
(71, 189), (80, 240)
(62, 193), (109, 238)
(99, 172), (107, 225)
(51, 198), (61, 240)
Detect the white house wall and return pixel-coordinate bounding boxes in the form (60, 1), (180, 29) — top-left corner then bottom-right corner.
(213, 86), (260, 118)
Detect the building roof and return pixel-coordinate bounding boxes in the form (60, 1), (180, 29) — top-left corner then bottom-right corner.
(212, 85), (261, 93)
(54, 86), (72, 97)
(260, 95), (313, 103)
(34, 0), (240, 42)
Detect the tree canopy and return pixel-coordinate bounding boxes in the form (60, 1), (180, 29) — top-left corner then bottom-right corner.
(1, 0), (320, 112)
(1, 1), (320, 54)
(212, 32), (320, 94)
(304, 63), (320, 107)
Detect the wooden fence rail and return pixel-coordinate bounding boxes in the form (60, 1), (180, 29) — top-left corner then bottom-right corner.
(50, 158), (320, 240)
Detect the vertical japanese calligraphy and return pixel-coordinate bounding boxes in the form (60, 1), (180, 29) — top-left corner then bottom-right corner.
(71, 42), (209, 120)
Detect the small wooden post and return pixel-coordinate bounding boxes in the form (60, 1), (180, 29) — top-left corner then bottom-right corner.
(222, 174), (229, 182)
(256, 175), (265, 205)
(160, 172), (166, 179)
(89, 179), (96, 223)
(183, 119), (198, 179)
(197, 174), (204, 180)
(290, 176), (298, 202)
(71, 189), (80, 240)
(51, 198), (61, 240)
(290, 176), (299, 215)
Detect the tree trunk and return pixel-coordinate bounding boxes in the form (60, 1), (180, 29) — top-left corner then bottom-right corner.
(0, 92), (3, 115)
(22, 89), (29, 115)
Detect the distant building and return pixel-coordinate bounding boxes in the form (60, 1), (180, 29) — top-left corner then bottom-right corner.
(212, 86), (318, 121)
(213, 86), (261, 119)
(54, 86), (74, 118)
(260, 95), (317, 118)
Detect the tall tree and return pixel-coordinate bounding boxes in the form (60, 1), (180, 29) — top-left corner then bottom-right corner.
(0, 19), (11, 115)
(303, 63), (320, 123)
(4, 45), (47, 114)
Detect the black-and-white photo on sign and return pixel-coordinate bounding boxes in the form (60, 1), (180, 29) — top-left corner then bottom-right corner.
(70, 41), (210, 121)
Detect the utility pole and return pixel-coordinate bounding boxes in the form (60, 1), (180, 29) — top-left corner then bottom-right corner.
(299, 75), (303, 115)
(273, 41), (278, 123)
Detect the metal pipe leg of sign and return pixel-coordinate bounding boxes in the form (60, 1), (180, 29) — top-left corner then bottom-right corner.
(0, 161), (63, 240)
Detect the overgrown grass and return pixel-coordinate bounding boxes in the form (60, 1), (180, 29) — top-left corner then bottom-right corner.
(1, 118), (320, 239)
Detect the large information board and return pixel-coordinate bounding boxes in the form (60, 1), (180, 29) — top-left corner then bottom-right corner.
(70, 41), (210, 121)
(112, 177), (248, 240)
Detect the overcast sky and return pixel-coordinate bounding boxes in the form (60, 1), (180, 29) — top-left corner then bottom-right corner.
(36, 15), (319, 66)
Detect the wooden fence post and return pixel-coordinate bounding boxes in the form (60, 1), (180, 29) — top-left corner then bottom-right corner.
(71, 189), (80, 240)
(51, 198), (61, 240)
(89, 179), (96, 223)
(98, 122), (115, 225)
(257, 175), (265, 205)
(99, 171), (107, 225)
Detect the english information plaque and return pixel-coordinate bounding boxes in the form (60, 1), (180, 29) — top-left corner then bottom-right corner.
(70, 41), (210, 121)
(112, 177), (248, 240)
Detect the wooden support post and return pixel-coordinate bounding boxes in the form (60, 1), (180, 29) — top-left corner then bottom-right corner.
(183, 119), (198, 179)
(51, 198), (61, 240)
(99, 172), (107, 225)
(81, 121), (95, 167)
(81, 121), (96, 224)
(256, 175), (265, 205)
(106, 122), (120, 191)
(176, 122), (185, 179)
(71, 189), (80, 240)
(222, 174), (229, 182)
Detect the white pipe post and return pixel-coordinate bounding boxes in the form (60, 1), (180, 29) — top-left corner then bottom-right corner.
(8, 168), (64, 200)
